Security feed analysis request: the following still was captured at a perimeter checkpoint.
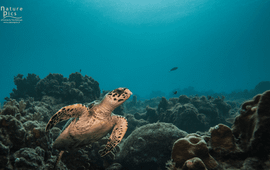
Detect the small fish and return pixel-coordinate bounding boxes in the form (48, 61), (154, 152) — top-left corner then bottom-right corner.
(169, 67), (178, 72)
(173, 91), (177, 95)
(80, 69), (81, 73)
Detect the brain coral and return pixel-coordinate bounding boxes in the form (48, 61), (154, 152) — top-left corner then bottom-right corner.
(116, 122), (188, 170)
(171, 133), (218, 170)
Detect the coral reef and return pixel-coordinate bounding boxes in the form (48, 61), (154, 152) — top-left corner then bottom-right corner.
(1, 99), (25, 117)
(0, 115), (26, 151)
(10, 73), (40, 100)
(124, 114), (148, 137)
(182, 157), (207, 170)
(124, 95), (162, 114)
(165, 90), (270, 170)
(124, 95), (234, 133)
(209, 124), (236, 155)
(116, 122), (188, 170)
(0, 98), (59, 170)
(9, 72), (100, 104)
(168, 81), (270, 102)
(13, 147), (46, 169)
(2, 71), (270, 170)
(170, 133), (218, 170)
(133, 106), (159, 123)
(0, 114), (56, 170)
(36, 72), (100, 103)
(232, 90), (270, 157)
(157, 96), (232, 133)
(58, 135), (121, 170)
(105, 163), (122, 170)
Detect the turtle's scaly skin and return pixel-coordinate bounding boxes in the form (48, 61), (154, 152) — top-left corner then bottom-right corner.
(45, 87), (132, 157)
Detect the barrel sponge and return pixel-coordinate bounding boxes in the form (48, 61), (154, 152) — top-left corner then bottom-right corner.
(209, 124), (236, 154)
(171, 134), (218, 169)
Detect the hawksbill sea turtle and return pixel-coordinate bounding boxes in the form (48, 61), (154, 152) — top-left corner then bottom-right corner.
(45, 87), (132, 166)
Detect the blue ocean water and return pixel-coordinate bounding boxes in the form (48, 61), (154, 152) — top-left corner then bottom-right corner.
(1, 0), (270, 102)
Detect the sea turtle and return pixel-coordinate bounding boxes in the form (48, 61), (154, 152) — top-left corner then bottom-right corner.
(45, 87), (132, 163)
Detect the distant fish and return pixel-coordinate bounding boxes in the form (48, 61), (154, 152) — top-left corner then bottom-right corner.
(169, 67), (178, 72)
(173, 91), (178, 95)
(80, 69), (81, 73)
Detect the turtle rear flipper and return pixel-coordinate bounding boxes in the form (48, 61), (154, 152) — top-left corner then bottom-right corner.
(45, 104), (89, 132)
(99, 115), (128, 157)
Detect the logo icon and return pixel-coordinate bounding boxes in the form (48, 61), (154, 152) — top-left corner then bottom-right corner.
(1, 6), (23, 23)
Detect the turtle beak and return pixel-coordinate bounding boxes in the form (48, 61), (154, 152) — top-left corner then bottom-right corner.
(122, 88), (132, 96)
(126, 89), (132, 96)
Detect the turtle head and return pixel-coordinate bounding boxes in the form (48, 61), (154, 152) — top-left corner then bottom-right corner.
(104, 87), (132, 109)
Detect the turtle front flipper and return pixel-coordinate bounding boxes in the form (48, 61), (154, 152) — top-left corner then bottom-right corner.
(45, 104), (88, 132)
(99, 115), (128, 157)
